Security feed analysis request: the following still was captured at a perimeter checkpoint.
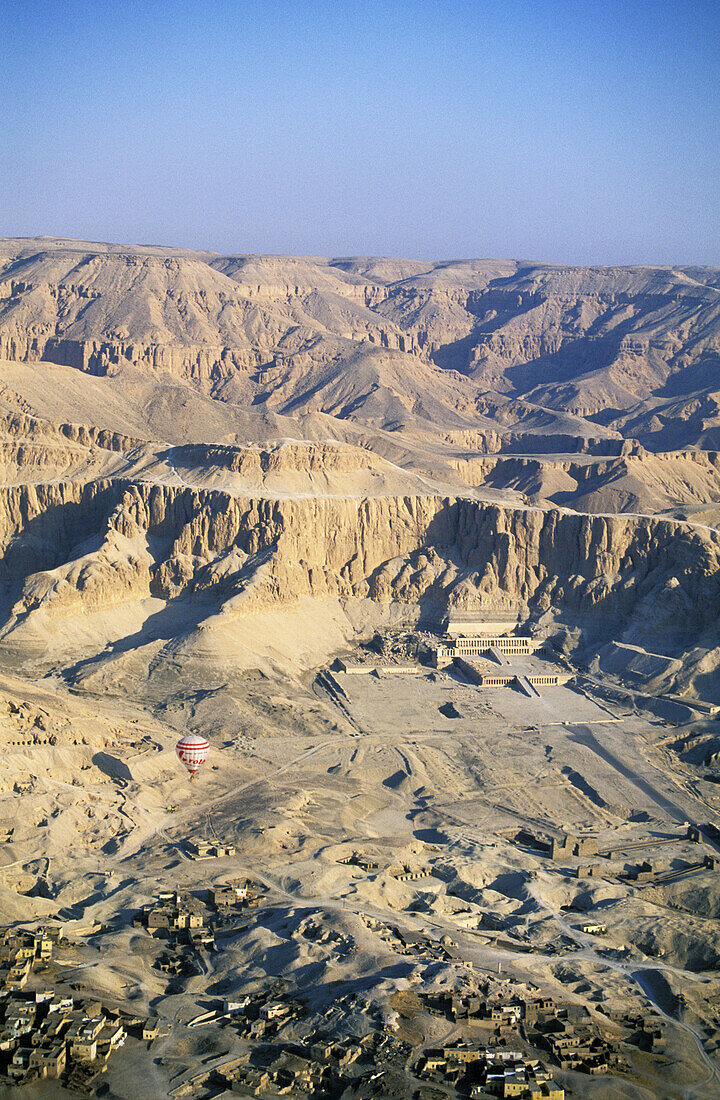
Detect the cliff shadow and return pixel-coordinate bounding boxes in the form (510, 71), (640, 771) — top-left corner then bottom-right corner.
(61, 589), (223, 685)
(654, 354), (720, 398)
(92, 751), (133, 783)
(0, 483), (123, 622)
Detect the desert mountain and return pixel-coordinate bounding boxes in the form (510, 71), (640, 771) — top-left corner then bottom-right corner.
(1, 238), (719, 452)
(0, 237), (718, 707)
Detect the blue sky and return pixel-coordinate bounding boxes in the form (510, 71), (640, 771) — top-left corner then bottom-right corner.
(2, 0), (719, 263)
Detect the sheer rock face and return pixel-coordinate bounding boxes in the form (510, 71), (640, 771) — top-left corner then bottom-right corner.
(0, 481), (717, 649)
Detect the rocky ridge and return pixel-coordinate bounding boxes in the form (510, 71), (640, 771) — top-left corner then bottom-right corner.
(1, 239), (719, 450)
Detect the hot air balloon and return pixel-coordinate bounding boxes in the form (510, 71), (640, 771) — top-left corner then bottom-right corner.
(176, 734), (209, 779)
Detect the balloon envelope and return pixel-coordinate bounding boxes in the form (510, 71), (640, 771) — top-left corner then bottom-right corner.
(176, 735), (209, 777)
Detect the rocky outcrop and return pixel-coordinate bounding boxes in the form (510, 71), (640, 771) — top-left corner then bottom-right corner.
(447, 449), (720, 515)
(0, 332), (262, 384)
(166, 440), (381, 477)
(0, 413), (144, 451)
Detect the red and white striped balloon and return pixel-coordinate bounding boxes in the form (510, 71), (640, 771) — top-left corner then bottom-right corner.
(175, 735), (210, 779)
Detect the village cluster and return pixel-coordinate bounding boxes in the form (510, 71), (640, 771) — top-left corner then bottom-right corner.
(168, 1027), (412, 1098)
(0, 926), (157, 1090)
(132, 878), (266, 957)
(419, 1047), (564, 1099)
(129, 882), (679, 1100)
(158, 965), (676, 1100)
(415, 984), (631, 1092)
(0, 898), (687, 1100)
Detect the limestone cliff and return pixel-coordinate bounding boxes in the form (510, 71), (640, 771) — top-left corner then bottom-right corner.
(0, 481), (717, 651)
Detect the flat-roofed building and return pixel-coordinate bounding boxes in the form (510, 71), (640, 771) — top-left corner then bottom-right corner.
(443, 1045), (484, 1063)
(97, 1020), (126, 1056)
(33, 933), (53, 960)
(29, 1043), (67, 1079)
(8, 1045), (32, 1079)
(260, 1001), (290, 1021)
(142, 1018), (159, 1041)
(68, 1015), (105, 1062)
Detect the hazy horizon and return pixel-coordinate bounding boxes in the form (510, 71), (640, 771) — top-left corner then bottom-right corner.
(4, 233), (720, 271)
(3, 0), (719, 267)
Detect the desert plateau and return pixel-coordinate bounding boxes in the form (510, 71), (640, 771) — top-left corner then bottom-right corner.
(0, 237), (719, 1100)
